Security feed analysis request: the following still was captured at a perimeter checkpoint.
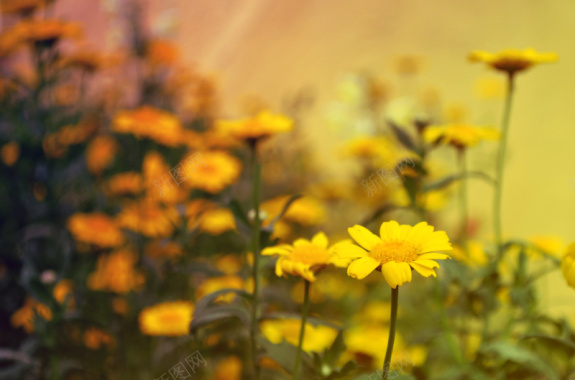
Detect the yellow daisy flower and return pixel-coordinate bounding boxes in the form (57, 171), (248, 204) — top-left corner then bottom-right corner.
(424, 124), (499, 149)
(215, 110), (293, 143)
(335, 221), (452, 288)
(260, 318), (338, 353)
(261, 195), (326, 226)
(87, 249), (145, 294)
(562, 242), (575, 289)
(139, 301), (194, 336)
(184, 151), (241, 193)
(117, 200), (180, 238)
(262, 232), (349, 282)
(197, 208), (237, 235)
(469, 48), (558, 75)
(112, 106), (184, 147)
(67, 212), (124, 248)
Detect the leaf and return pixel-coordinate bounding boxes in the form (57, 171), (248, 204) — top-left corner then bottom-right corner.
(519, 334), (575, 354)
(481, 341), (559, 380)
(194, 288), (252, 312)
(423, 171), (496, 192)
(388, 121), (417, 150)
(323, 330), (346, 368)
(189, 305), (250, 334)
(265, 194), (302, 232)
(258, 338), (315, 379)
(228, 199), (252, 230)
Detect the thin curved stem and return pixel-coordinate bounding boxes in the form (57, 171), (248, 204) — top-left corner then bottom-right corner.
(293, 280), (310, 380)
(494, 73), (516, 260)
(250, 144), (262, 380)
(458, 149), (469, 256)
(382, 287), (399, 380)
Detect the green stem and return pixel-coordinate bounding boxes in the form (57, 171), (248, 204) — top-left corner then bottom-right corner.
(494, 73), (515, 260)
(458, 149), (469, 256)
(250, 144), (262, 380)
(293, 280), (310, 380)
(382, 287), (398, 380)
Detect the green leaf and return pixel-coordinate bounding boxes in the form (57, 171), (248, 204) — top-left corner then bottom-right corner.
(481, 341), (559, 380)
(388, 121), (417, 150)
(194, 288), (252, 311)
(423, 171), (496, 192)
(519, 334), (575, 354)
(189, 305), (250, 334)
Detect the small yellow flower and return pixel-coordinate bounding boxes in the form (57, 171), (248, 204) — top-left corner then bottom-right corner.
(87, 249), (145, 294)
(469, 48), (558, 75)
(335, 221), (452, 288)
(112, 106), (184, 147)
(562, 242), (575, 289)
(53, 279), (74, 309)
(215, 254), (243, 275)
(86, 135), (118, 175)
(1, 141), (20, 166)
(260, 318), (338, 353)
(424, 124), (499, 149)
(215, 110), (293, 143)
(105, 172), (143, 196)
(67, 213), (124, 248)
(139, 301), (194, 336)
(84, 327), (115, 350)
(214, 356), (242, 380)
(262, 232), (349, 282)
(11, 298), (52, 333)
(197, 208), (237, 235)
(184, 151), (241, 193)
(116, 200), (180, 238)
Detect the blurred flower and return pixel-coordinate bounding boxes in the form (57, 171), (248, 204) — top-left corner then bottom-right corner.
(145, 240), (182, 260)
(0, 0), (45, 15)
(335, 221), (452, 288)
(562, 242), (575, 289)
(215, 110), (293, 143)
(451, 241), (489, 267)
(11, 298), (52, 333)
(184, 151), (241, 193)
(117, 200), (180, 238)
(139, 301), (193, 336)
(87, 249), (145, 294)
(2, 19), (82, 47)
(528, 235), (565, 259)
(260, 318), (338, 353)
(344, 325), (402, 368)
(112, 106), (184, 147)
(340, 136), (394, 159)
(215, 254), (243, 275)
(262, 232), (349, 282)
(67, 212), (124, 248)
(469, 48), (558, 75)
(53, 279), (74, 308)
(43, 122), (97, 158)
(1, 142), (20, 166)
(424, 124), (499, 149)
(86, 135), (118, 175)
(394, 55), (423, 76)
(146, 39), (178, 66)
(105, 172), (143, 196)
(214, 356), (242, 380)
(84, 327), (115, 350)
(196, 208), (236, 235)
(474, 77), (505, 99)
(141, 151), (187, 203)
(58, 49), (110, 72)
(261, 195), (326, 226)
(112, 297), (128, 315)
(308, 180), (353, 201)
(196, 275), (245, 303)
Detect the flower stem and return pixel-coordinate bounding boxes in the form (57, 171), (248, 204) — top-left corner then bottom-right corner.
(494, 73), (515, 260)
(382, 286), (399, 380)
(293, 280), (310, 380)
(250, 144), (262, 380)
(458, 149), (469, 256)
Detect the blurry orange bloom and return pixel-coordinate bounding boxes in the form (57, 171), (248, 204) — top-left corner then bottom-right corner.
(105, 172), (143, 196)
(139, 301), (193, 336)
(86, 135), (118, 175)
(11, 298), (52, 333)
(4, 19), (82, 46)
(146, 39), (179, 66)
(84, 327), (115, 350)
(215, 110), (293, 143)
(196, 208), (236, 235)
(67, 212), (124, 248)
(145, 240), (182, 260)
(469, 48), (558, 75)
(112, 106), (184, 147)
(184, 151), (241, 193)
(58, 50), (111, 72)
(141, 151), (188, 203)
(87, 249), (145, 294)
(112, 297), (128, 315)
(53, 279), (74, 307)
(215, 357), (242, 380)
(1, 141), (20, 166)
(215, 254), (243, 275)
(196, 275), (245, 302)
(0, 0), (45, 15)
(261, 195), (326, 226)
(116, 200), (180, 238)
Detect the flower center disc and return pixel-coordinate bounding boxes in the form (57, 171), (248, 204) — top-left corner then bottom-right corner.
(369, 241), (419, 264)
(289, 245), (330, 266)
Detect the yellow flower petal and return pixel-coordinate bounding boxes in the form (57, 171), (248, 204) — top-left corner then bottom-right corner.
(347, 257), (380, 279)
(262, 245), (293, 256)
(380, 221), (401, 240)
(311, 232), (329, 248)
(333, 242), (367, 259)
(381, 261), (412, 288)
(418, 253), (451, 260)
(348, 225), (381, 251)
(410, 262), (437, 278)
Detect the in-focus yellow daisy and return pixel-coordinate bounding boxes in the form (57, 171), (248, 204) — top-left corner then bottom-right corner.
(424, 124), (499, 150)
(335, 221), (452, 288)
(184, 151), (241, 193)
(215, 110), (293, 143)
(262, 232), (349, 282)
(86, 135), (118, 175)
(116, 200), (180, 238)
(87, 249), (145, 294)
(260, 318), (338, 353)
(469, 48), (558, 75)
(139, 301), (194, 336)
(562, 242), (575, 289)
(11, 298), (52, 333)
(112, 106), (184, 147)
(67, 213), (124, 248)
